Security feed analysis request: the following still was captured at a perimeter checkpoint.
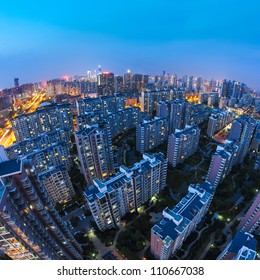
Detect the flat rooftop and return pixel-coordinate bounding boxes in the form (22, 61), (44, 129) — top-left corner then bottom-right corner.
(0, 159), (22, 177)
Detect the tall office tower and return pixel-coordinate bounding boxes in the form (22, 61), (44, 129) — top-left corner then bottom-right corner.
(37, 164), (75, 205)
(228, 115), (256, 164)
(206, 141), (239, 188)
(156, 101), (169, 118)
(173, 74), (178, 88)
(5, 129), (71, 160)
(217, 231), (257, 260)
(75, 123), (114, 187)
(97, 72), (115, 96)
(11, 103), (73, 141)
(151, 182), (214, 260)
(124, 70), (132, 89)
(241, 83), (248, 95)
(231, 81), (241, 99)
(237, 192), (260, 235)
(167, 125), (200, 167)
(221, 79), (233, 98)
(85, 153), (167, 231)
(0, 159), (82, 260)
(115, 76), (124, 92)
(14, 78), (19, 87)
(115, 93), (126, 111)
(206, 109), (234, 137)
(196, 77), (202, 92)
(139, 91), (155, 114)
(188, 76), (194, 91)
(132, 74), (144, 90)
(136, 117), (168, 153)
(143, 75), (149, 87)
(182, 75), (188, 89)
(168, 99), (190, 134)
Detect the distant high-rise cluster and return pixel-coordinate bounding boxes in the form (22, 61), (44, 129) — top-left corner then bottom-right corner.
(1, 69), (259, 262)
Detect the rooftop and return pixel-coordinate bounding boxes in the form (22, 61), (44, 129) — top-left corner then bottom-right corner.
(0, 159), (22, 177)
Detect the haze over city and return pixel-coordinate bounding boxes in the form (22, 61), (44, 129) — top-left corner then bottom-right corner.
(1, 0), (260, 89)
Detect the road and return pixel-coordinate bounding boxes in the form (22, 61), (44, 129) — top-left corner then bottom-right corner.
(0, 91), (46, 148)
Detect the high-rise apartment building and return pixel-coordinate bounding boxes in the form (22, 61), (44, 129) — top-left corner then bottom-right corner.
(151, 182), (214, 260)
(168, 99), (190, 134)
(11, 103), (73, 141)
(167, 125), (200, 167)
(206, 109), (234, 137)
(0, 159), (82, 259)
(228, 115), (256, 164)
(139, 91), (155, 114)
(75, 123), (114, 187)
(206, 141), (239, 188)
(5, 129), (71, 160)
(37, 164), (75, 205)
(217, 231), (257, 260)
(85, 153), (167, 231)
(97, 72), (115, 96)
(136, 117), (168, 153)
(237, 192), (260, 235)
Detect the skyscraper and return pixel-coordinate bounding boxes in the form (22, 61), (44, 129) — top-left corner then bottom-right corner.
(97, 72), (115, 96)
(0, 159), (82, 260)
(14, 78), (19, 87)
(124, 70), (132, 89)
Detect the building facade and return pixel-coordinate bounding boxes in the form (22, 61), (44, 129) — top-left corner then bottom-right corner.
(85, 153), (167, 231)
(167, 125), (200, 167)
(0, 159), (82, 260)
(151, 182), (214, 260)
(136, 117), (168, 153)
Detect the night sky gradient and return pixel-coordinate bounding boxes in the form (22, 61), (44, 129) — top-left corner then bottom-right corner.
(1, 0), (260, 89)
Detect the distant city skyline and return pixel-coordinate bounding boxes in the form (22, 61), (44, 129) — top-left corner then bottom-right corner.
(1, 0), (260, 90)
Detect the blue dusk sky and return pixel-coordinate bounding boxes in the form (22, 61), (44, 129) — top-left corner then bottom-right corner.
(0, 0), (260, 89)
